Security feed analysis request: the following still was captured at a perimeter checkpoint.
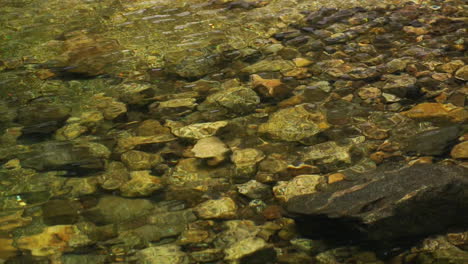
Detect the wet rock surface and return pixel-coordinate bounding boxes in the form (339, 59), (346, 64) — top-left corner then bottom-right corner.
(287, 164), (468, 245)
(1, 0), (468, 263)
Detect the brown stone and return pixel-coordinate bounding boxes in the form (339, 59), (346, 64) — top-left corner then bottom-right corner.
(262, 205), (283, 220)
(251, 74), (290, 98)
(403, 26), (429, 35)
(401, 103), (468, 123)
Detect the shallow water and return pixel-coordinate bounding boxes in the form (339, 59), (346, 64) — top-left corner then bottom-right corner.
(1, 0), (467, 263)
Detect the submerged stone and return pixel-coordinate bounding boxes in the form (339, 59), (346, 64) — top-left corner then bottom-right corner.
(198, 86), (260, 115)
(451, 141), (468, 159)
(16, 102), (71, 134)
(404, 126), (461, 156)
(121, 150), (162, 170)
(169, 121), (228, 139)
(136, 244), (190, 264)
(83, 196), (153, 225)
(120, 170), (164, 197)
(16, 225), (91, 257)
(273, 175), (325, 202)
(194, 197), (238, 219)
(287, 164), (468, 243)
(241, 59), (295, 74)
(401, 103), (468, 123)
(454, 65), (468, 81)
(20, 140), (110, 171)
(258, 104), (329, 142)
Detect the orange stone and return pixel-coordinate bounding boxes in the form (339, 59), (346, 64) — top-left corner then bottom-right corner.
(401, 103), (468, 123)
(328, 173), (346, 184)
(451, 141), (468, 159)
(370, 151), (386, 164)
(251, 74), (289, 97)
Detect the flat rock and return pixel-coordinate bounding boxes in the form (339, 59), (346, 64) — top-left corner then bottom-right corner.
(287, 164), (468, 243)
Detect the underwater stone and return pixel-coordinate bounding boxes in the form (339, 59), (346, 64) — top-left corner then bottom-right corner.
(287, 164), (468, 243)
(224, 237), (270, 261)
(16, 225), (91, 257)
(451, 141), (468, 159)
(385, 58), (408, 73)
(454, 65), (468, 81)
(237, 180), (272, 200)
(302, 141), (352, 167)
(83, 196), (153, 225)
(258, 104), (329, 142)
(403, 126), (461, 156)
(59, 31), (122, 76)
(120, 170), (164, 197)
(135, 119), (172, 136)
(190, 249), (224, 263)
(91, 93), (127, 120)
(437, 60), (464, 74)
(198, 86), (260, 115)
(55, 123), (88, 140)
(273, 175), (325, 202)
(241, 59), (295, 74)
(121, 150), (162, 170)
(382, 74), (416, 97)
(169, 120), (228, 139)
(149, 98), (197, 119)
(16, 102), (71, 134)
(116, 134), (176, 152)
(192, 136), (229, 165)
(136, 244), (190, 264)
(401, 103), (468, 123)
(194, 197), (238, 219)
(20, 140), (110, 171)
(98, 161), (130, 190)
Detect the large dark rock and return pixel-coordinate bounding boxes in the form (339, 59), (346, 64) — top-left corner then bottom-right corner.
(286, 164), (468, 249)
(403, 126), (461, 156)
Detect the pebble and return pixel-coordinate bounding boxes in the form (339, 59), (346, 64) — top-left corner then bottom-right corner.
(224, 237), (269, 260)
(121, 150), (161, 170)
(136, 245), (190, 264)
(258, 104), (329, 142)
(192, 136), (229, 165)
(293, 57), (313, 67)
(120, 170), (164, 197)
(451, 141), (468, 159)
(273, 175), (324, 202)
(328, 173), (346, 184)
(16, 225), (91, 257)
(194, 197), (238, 219)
